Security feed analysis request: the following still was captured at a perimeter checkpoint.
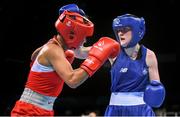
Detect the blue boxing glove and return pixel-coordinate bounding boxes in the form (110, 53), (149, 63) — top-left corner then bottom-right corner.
(144, 80), (165, 108)
(59, 4), (86, 16)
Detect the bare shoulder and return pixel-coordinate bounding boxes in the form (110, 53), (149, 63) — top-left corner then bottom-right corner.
(146, 48), (158, 67)
(146, 49), (156, 58)
(38, 43), (64, 65)
(44, 43), (64, 58)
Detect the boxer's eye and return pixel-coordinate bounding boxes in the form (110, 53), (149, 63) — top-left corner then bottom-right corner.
(69, 15), (76, 20)
(118, 27), (131, 33)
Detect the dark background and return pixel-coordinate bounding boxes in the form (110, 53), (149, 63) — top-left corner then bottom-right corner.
(0, 0), (177, 116)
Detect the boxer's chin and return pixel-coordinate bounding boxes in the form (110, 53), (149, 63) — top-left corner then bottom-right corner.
(120, 42), (128, 47)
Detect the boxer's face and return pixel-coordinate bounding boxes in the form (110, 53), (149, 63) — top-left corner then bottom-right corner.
(117, 27), (132, 47)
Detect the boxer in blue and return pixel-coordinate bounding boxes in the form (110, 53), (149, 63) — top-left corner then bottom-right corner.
(104, 14), (166, 116)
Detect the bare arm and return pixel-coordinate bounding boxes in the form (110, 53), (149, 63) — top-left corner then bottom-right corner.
(144, 49), (166, 108)
(46, 44), (89, 88)
(146, 49), (160, 81)
(73, 46), (92, 59)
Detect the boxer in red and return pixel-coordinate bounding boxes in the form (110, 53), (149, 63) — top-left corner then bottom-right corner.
(11, 4), (120, 116)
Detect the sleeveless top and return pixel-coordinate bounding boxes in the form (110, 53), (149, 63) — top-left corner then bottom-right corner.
(110, 45), (149, 92)
(26, 37), (64, 97)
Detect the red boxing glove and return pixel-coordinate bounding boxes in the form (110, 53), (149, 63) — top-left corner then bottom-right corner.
(65, 50), (75, 64)
(80, 37), (120, 77)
